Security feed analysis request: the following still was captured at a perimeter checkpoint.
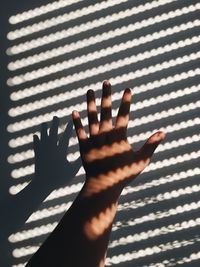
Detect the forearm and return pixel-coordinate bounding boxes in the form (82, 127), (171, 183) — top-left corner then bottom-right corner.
(26, 176), (122, 267)
(26, 80), (164, 267)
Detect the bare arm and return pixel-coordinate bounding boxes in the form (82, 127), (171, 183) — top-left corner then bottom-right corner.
(26, 81), (165, 267)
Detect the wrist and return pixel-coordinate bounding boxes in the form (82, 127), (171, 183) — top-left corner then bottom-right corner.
(75, 178), (120, 242)
(83, 173), (123, 199)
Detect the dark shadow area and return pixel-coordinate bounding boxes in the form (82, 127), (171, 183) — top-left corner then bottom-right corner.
(0, 114), (81, 266)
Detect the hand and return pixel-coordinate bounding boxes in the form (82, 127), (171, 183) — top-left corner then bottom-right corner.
(26, 83), (165, 267)
(33, 117), (81, 189)
(72, 80), (165, 196)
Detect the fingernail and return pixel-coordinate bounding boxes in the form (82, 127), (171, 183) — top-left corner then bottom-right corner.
(103, 80), (110, 87)
(72, 110), (79, 118)
(125, 88), (131, 94)
(157, 131), (166, 140)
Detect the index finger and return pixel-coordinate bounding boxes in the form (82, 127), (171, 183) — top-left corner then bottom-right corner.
(72, 111), (87, 142)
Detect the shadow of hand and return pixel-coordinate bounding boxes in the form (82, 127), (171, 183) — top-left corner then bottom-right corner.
(33, 117), (81, 189)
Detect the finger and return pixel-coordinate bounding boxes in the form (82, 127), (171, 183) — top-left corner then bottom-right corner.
(33, 134), (40, 155)
(87, 89), (99, 136)
(41, 122), (48, 142)
(72, 111), (87, 142)
(58, 120), (73, 152)
(49, 116), (59, 145)
(139, 131), (166, 160)
(115, 88), (132, 129)
(100, 80), (112, 132)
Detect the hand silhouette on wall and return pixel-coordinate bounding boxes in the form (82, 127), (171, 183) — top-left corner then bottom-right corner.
(11, 117), (81, 230)
(0, 118), (81, 266)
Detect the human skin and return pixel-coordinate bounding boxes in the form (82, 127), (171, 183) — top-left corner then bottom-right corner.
(26, 80), (165, 267)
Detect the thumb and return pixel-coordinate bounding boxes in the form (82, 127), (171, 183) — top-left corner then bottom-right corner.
(139, 131), (165, 160)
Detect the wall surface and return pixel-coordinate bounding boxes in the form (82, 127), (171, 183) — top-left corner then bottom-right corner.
(0, 0), (200, 266)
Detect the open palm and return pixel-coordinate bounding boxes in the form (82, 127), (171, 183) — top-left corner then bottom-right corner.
(72, 81), (165, 196)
